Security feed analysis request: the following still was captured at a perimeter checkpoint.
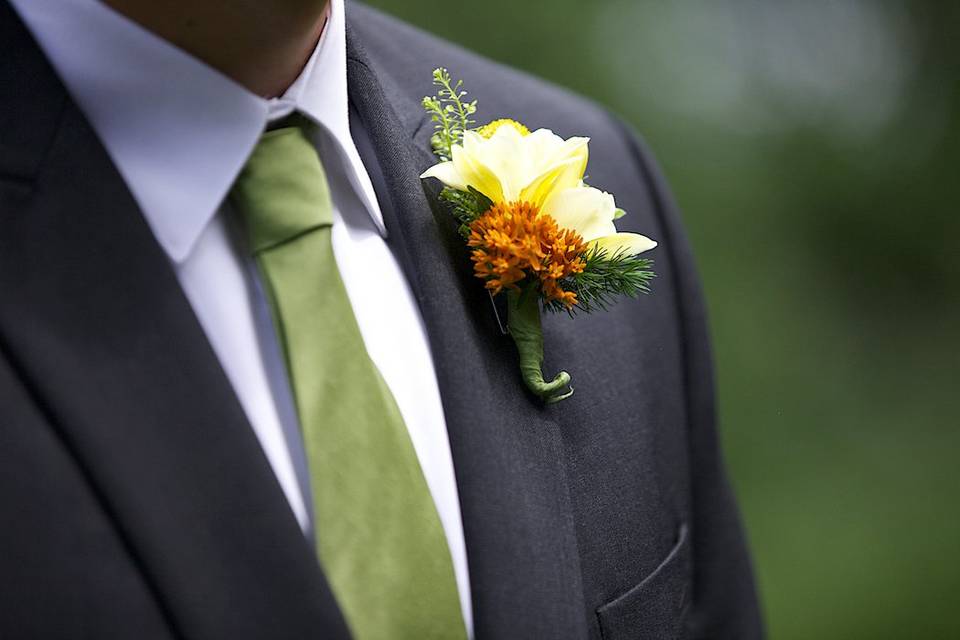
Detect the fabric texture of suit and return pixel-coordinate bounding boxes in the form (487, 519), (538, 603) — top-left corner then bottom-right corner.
(0, 2), (763, 638)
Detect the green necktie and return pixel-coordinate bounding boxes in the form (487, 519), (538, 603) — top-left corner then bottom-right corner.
(230, 123), (467, 640)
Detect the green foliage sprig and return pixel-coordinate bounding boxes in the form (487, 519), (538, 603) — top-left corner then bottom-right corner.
(422, 68), (477, 161)
(544, 247), (655, 315)
(438, 186), (494, 239)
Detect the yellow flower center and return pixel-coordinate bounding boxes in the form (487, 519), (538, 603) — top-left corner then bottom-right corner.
(476, 118), (531, 139)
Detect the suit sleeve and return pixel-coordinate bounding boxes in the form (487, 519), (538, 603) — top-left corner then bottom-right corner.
(610, 113), (766, 639)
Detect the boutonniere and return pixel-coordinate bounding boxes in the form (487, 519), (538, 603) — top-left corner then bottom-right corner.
(420, 69), (657, 404)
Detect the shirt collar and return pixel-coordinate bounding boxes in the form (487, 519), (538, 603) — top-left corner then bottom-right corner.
(9, 0), (385, 263)
(280, 0), (388, 245)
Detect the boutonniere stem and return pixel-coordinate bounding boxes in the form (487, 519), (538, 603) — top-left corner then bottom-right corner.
(508, 287), (573, 403)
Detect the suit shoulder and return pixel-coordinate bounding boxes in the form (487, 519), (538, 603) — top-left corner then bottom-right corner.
(348, 3), (618, 140)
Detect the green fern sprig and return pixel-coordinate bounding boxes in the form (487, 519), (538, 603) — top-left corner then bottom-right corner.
(544, 247), (656, 315)
(421, 67), (477, 161)
(438, 186), (494, 239)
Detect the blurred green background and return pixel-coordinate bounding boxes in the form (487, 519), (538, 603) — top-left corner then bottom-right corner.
(366, 1), (960, 637)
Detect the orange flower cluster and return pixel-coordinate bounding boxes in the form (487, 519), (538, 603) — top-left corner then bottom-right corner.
(468, 201), (587, 308)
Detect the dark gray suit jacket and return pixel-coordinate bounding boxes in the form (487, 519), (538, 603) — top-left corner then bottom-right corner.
(0, 2), (762, 638)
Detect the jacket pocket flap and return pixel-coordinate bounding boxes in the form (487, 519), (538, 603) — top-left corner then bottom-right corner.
(596, 523), (691, 640)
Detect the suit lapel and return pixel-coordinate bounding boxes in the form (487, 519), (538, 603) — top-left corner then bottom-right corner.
(0, 6), (349, 639)
(346, 21), (589, 640)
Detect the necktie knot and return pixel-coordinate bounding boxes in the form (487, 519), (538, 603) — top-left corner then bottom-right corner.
(231, 124), (333, 255)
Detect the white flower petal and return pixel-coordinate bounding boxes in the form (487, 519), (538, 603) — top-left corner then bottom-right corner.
(541, 186), (618, 241)
(452, 142), (505, 203)
(528, 132), (589, 184)
(420, 160), (467, 190)
(474, 127), (528, 201)
(521, 157), (586, 208)
(590, 232), (658, 257)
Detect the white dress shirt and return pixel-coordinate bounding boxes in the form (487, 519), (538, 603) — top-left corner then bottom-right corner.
(10, 0), (473, 632)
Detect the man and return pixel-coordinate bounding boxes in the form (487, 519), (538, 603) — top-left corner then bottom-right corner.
(0, 0), (762, 638)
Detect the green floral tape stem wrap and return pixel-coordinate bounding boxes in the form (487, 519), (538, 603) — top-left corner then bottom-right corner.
(507, 289), (574, 404)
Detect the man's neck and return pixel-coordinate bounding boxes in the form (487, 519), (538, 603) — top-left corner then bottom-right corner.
(102, 0), (329, 98)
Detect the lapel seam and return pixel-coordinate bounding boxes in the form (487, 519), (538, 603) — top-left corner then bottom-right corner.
(0, 315), (185, 640)
(345, 51), (431, 146)
(2, 97), (193, 640)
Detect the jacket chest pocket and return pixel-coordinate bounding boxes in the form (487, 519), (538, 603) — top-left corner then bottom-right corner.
(596, 523), (691, 640)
